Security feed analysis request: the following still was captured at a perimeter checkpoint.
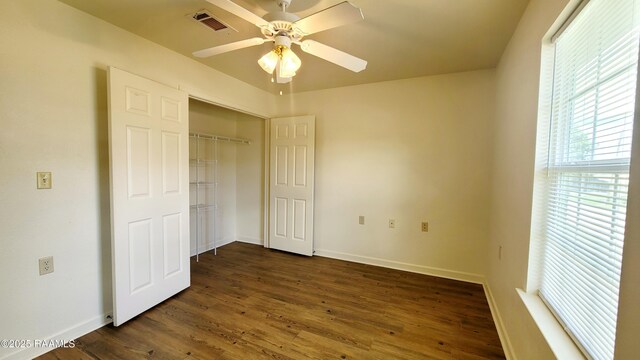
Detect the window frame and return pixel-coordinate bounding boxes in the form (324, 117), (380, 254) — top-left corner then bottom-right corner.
(526, 0), (639, 359)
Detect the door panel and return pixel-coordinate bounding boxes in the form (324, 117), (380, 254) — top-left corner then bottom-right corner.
(269, 116), (315, 256)
(109, 67), (190, 326)
(293, 199), (306, 241)
(161, 132), (181, 195)
(162, 213), (182, 277)
(294, 123), (308, 138)
(275, 146), (288, 185)
(126, 127), (151, 198)
(294, 145), (307, 186)
(128, 219), (152, 293)
(276, 123), (289, 139)
(161, 97), (181, 122)
(275, 197), (288, 237)
(125, 87), (151, 116)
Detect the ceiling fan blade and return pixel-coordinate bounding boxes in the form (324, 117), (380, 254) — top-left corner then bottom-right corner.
(205, 0), (270, 29)
(293, 2), (364, 35)
(193, 37), (266, 58)
(299, 40), (367, 73)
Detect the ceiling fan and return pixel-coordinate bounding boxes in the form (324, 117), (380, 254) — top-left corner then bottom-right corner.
(193, 0), (367, 84)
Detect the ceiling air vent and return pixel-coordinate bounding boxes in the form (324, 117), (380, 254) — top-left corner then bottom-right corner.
(191, 10), (235, 32)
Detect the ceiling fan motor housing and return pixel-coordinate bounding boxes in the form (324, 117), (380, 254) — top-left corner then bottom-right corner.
(274, 35), (292, 49)
(276, 0), (292, 9)
(262, 0), (301, 39)
(262, 10), (301, 40)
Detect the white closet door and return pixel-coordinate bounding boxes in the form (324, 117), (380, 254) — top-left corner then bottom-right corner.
(269, 116), (315, 256)
(108, 67), (190, 326)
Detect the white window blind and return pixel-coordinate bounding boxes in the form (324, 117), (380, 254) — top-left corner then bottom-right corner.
(537, 0), (640, 359)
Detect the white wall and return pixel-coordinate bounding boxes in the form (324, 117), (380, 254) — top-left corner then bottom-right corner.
(486, 2), (571, 357)
(0, 1), (274, 359)
(276, 70), (496, 280)
(236, 115), (265, 245)
(488, 0), (640, 358)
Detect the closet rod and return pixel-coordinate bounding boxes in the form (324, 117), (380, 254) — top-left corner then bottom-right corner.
(189, 132), (251, 145)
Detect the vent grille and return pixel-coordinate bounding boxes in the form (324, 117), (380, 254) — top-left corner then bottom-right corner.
(191, 10), (234, 32)
(201, 17), (227, 31)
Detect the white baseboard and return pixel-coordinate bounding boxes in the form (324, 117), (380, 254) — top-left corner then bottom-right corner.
(313, 248), (485, 284)
(2, 313), (112, 360)
(236, 236), (263, 245)
(483, 282), (516, 360)
(216, 237), (235, 247)
(190, 238), (237, 256)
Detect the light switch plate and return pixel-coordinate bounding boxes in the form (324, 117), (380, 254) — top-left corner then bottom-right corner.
(37, 172), (52, 189)
(359, 216), (365, 225)
(389, 219), (396, 228)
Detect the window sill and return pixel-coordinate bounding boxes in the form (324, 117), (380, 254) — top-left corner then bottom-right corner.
(516, 288), (585, 360)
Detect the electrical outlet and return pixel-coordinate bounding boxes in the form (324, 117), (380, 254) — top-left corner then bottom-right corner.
(359, 216), (365, 225)
(421, 222), (429, 232)
(389, 219), (396, 228)
(39, 256), (54, 275)
(37, 172), (52, 189)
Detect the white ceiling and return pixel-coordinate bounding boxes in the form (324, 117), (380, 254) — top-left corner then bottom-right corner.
(58, 0), (529, 94)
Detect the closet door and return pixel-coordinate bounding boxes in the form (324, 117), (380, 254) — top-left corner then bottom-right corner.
(108, 67), (190, 326)
(269, 116), (315, 256)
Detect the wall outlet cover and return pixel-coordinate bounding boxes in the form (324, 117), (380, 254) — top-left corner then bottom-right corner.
(389, 219), (396, 228)
(39, 256), (54, 275)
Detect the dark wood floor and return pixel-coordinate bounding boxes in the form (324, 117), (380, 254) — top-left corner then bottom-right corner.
(40, 242), (504, 360)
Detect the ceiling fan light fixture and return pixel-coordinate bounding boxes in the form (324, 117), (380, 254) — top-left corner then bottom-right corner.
(278, 47), (301, 78)
(258, 50), (279, 74)
(275, 65), (293, 83)
(192, 0), (368, 87)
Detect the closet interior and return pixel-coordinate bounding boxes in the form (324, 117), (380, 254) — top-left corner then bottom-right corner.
(188, 99), (265, 258)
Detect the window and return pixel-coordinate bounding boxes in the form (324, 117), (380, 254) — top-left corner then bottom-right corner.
(531, 0), (640, 359)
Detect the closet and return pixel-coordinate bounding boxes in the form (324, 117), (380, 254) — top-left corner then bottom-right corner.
(188, 99), (265, 258)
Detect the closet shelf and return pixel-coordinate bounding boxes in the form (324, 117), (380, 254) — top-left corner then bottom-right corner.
(190, 159), (218, 164)
(189, 182), (217, 186)
(190, 204), (217, 210)
(191, 130), (250, 261)
(189, 132), (251, 145)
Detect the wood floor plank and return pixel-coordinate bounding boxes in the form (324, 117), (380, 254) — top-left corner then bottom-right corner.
(39, 242), (504, 359)
(37, 345), (96, 360)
